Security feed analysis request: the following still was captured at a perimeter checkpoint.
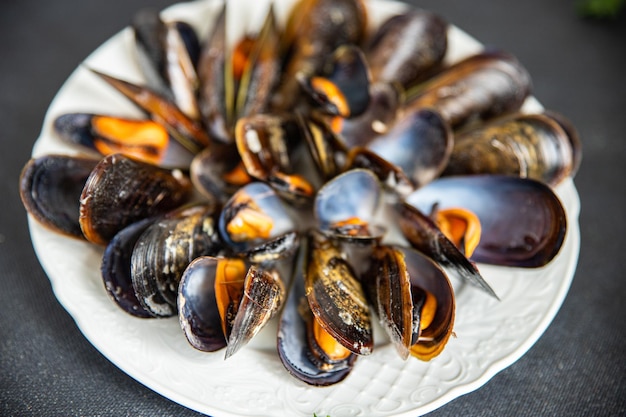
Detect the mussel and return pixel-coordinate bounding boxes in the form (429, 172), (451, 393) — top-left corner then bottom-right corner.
(277, 236), (357, 386)
(406, 175), (567, 267)
(130, 203), (223, 316)
(366, 9), (448, 89)
(19, 0), (581, 390)
(20, 154), (99, 240)
(54, 113), (194, 169)
(405, 51), (532, 129)
(363, 245), (455, 361)
(443, 112), (578, 186)
(79, 153), (192, 245)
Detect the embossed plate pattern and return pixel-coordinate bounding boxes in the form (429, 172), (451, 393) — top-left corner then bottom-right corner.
(27, 0), (581, 416)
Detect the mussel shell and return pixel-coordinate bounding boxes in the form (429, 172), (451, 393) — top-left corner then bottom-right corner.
(79, 153), (191, 245)
(406, 175), (567, 268)
(272, 0), (368, 112)
(345, 147), (415, 198)
(443, 112), (574, 186)
(544, 110), (582, 178)
(132, 8), (172, 99)
(367, 107), (453, 188)
(162, 20), (201, 121)
(178, 256), (228, 352)
(298, 44), (370, 118)
(235, 113), (303, 182)
(242, 231), (300, 266)
(277, 237), (356, 385)
(225, 265), (285, 358)
(197, 5), (230, 143)
(401, 246), (455, 361)
(20, 154), (98, 239)
(367, 10), (448, 89)
(314, 169), (384, 241)
(406, 51), (532, 129)
(395, 201), (498, 298)
(363, 245), (413, 360)
(302, 115), (348, 181)
(91, 69), (210, 154)
(335, 82), (402, 149)
(234, 7), (281, 120)
(218, 182), (295, 252)
(131, 204), (223, 315)
(190, 143), (249, 203)
(101, 217), (155, 318)
(53, 113), (194, 169)
(305, 231), (373, 355)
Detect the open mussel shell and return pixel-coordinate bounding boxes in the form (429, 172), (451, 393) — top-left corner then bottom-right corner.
(443, 112), (576, 186)
(314, 169), (384, 241)
(233, 6), (281, 121)
(20, 154), (98, 239)
(219, 182), (296, 252)
(90, 69), (210, 154)
(363, 245), (414, 360)
(190, 143), (250, 203)
(235, 113), (315, 204)
(363, 244), (455, 361)
(178, 256), (229, 352)
(367, 9), (448, 89)
(131, 203), (223, 316)
(305, 231), (373, 355)
(273, 0), (368, 112)
(101, 217), (155, 318)
(181, 254), (288, 357)
(53, 113), (194, 169)
(406, 175), (567, 268)
(298, 44), (371, 118)
(302, 114), (348, 181)
(224, 265), (285, 358)
(405, 51), (532, 129)
(346, 147), (415, 198)
(402, 246), (455, 361)
(132, 9), (201, 120)
(366, 107), (453, 188)
(277, 238), (357, 386)
(197, 4), (230, 143)
(79, 153), (192, 245)
(394, 201), (498, 299)
(242, 231), (300, 266)
(335, 81), (402, 149)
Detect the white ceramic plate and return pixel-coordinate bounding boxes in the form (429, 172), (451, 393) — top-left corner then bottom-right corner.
(28, 0), (581, 416)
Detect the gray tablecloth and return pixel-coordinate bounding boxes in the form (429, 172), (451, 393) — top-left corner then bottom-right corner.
(2, 0), (624, 416)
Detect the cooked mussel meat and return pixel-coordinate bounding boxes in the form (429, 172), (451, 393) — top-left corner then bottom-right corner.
(298, 44), (371, 118)
(219, 182), (296, 252)
(54, 113), (193, 169)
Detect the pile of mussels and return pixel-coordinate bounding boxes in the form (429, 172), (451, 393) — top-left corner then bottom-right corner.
(19, 0), (580, 386)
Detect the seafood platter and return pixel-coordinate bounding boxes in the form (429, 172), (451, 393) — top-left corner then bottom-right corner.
(20, 0), (581, 416)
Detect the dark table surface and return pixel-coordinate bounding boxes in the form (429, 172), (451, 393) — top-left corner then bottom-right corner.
(2, 0), (625, 416)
